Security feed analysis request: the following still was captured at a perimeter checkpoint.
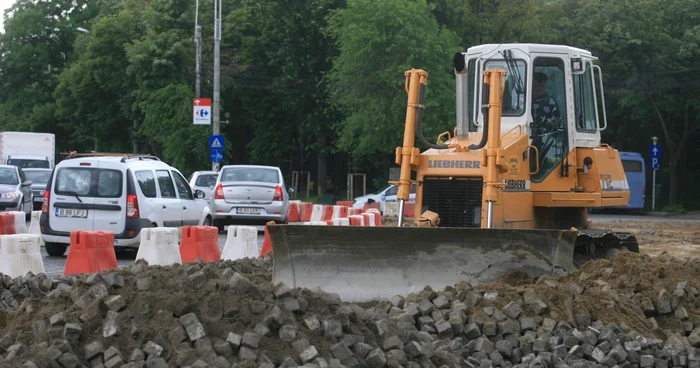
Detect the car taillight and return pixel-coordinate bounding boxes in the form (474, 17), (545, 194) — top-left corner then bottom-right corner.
(41, 191), (50, 214)
(214, 184), (224, 199)
(273, 185), (283, 201)
(127, 194), (139, 218)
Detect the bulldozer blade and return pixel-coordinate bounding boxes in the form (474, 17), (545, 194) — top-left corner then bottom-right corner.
(267, 225), (578, 302)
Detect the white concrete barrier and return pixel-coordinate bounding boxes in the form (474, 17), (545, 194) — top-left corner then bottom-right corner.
(302, 221), (328, 225)
(135, 227), (181, 266)
(332, 218), (350, 226)
(0, 234), (45, 277)
(28, 211), (43, 245)
(10, 211), (27, 234)
(221, 226), (258, 261)
(310, 205), (324, 222)
(383, 202), (400, 217)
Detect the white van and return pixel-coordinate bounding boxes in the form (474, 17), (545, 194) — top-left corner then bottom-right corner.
(40, 154), (212, 256)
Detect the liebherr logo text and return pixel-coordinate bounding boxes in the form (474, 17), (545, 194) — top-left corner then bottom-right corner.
(428, 160), (481, 169)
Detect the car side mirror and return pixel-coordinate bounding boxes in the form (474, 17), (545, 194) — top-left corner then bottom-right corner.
(195, 189), (206, 199)
(288, 186), (294, 194)
(22, 180), (32, 187)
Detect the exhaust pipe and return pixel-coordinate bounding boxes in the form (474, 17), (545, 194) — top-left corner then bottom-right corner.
(454, 52), (468, 138)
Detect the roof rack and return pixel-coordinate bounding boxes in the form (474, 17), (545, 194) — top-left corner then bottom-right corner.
(60, 151), (161, 163)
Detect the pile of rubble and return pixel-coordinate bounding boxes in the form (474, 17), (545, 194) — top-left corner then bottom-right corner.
(1, 252), (700, 367)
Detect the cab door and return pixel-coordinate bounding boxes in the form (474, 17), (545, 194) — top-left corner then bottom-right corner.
(570, 59), (602, 149)
(528, 54), (573, 186)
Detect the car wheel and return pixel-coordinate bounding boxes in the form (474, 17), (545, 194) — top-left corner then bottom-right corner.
(213, 219), (225, 233)
(45, 242), (67, 257)
(203, 216), (212, 227)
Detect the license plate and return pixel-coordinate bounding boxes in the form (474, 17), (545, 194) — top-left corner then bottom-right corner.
(236, 207), (261, 215)
(55, 208), (88, 218)
(34, 197), (43, 202)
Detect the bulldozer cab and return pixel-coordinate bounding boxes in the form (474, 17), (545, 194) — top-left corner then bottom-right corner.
(459, 44), (606, 183)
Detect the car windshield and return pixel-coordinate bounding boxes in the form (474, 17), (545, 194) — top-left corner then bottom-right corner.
(0, 168), (18, 185)
(24, 170), (51, 184)
(374, 185), (392, 195)
(6, 159), (50, 169)
(195, 174), (218, 187)
(220, 167), (279, 184)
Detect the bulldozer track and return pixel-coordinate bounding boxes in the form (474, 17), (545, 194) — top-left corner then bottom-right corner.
(573, 229), (640, 267)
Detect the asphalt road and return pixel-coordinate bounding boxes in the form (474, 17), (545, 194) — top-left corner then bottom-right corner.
(37, 213), (700, 278)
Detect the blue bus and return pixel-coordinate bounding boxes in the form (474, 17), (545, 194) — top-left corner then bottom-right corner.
(619, 151), (646, 210)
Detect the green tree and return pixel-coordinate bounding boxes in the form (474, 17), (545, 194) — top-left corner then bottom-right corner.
(226, 0), (344, 195)
(326, 0), (461, 185)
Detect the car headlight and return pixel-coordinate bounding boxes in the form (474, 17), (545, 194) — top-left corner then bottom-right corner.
(2, 192), (20, 199)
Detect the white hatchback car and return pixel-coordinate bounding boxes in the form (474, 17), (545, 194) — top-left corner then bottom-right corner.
(40, 154), (212, 256)
(353, 183), (416, 213)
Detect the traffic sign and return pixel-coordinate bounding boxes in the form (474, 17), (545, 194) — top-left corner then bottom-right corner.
(209, 135), (224, 150)
(649, 144), (661, 171)
(193, 98), (212, 125)
(210, 149), (223, 163)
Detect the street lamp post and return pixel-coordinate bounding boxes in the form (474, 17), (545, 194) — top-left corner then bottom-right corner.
(212, 0), (222, 171)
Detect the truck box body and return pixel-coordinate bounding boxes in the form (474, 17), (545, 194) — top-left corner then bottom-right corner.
(0, 132), (56, 169)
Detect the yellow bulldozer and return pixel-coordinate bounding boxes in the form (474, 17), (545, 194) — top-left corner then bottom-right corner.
(268, 43), (639, 302)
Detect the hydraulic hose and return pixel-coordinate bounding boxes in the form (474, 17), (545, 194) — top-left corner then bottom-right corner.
(468, 81), (490, 150)
(415, 83), (449, 150)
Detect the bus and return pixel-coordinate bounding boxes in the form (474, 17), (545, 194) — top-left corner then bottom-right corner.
(619, 151), (646, 210)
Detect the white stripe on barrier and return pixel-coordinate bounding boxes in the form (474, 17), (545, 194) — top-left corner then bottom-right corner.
(364, 213), (377, 227)
(0, 234), (45, 277)
(303, 221), (328, 226)
(10, 211), (27, 234)
(135, 227), (181, 266)
(332, 218), (350, 226)
(310, 205), (324, 222)
(221, 226), (259, 261)
(28, 211), (43, 245)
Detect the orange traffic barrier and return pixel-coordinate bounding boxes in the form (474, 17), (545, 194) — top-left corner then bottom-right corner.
(260, 221), (274, 257)
(299, 202), (313, 222)
(403, 202), (416, 218)
(64, 231), (117, 276)
(321, 205), (334, 222)
(348, 215), (365, 226)
(287, 202), (300, 222)
(331, 206), (348, 220)
(0, 213), (16, 235)
(336, 201), (353, 207)
(349, 208), (364, 216)
(180, 226), (220, 263)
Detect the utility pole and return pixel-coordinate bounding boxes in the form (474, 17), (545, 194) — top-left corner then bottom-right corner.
(194, 0), (202, 98)
(212, 0), (222, 171)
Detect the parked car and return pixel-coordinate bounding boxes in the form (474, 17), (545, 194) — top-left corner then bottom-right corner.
(0, 164), (33, 216)
(353, 183), (416, 213)
(40, 154), (212, 256)
(211, 165), (290, 229)
(23, 168), (52, 211)
(188, 170), (218, 199)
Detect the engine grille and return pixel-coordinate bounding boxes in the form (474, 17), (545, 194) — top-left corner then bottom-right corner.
(421, 176), (483, 228)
